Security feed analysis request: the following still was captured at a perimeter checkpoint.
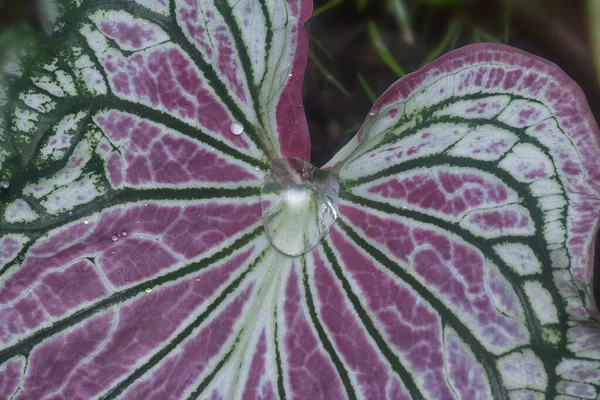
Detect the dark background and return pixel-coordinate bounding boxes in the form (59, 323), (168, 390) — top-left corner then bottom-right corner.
(2, 0), (599, 308)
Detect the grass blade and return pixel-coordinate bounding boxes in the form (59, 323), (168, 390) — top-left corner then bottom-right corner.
(313, 0), (347, 17)
(357, 73), (377, 103)
(367, 20), (406, 77)
(309, 49), (350, 96)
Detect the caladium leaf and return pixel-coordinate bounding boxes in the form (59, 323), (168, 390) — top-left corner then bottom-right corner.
(1, 1), (599, 400)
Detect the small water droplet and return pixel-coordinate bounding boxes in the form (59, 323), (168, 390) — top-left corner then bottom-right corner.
(121, 230), (128, 237)
(0, 181), (9, 189)
(288, 73), (293, 77)
(196, 277), (201, 282)
(83, 220), (89, 225)
(145, 288), (152, 293)
(143, 203), (148, 207)
(229, 121), (244, 136)
(111, 235), (118, 242)
(68, 211), (73, 216)
(368, 109), (378, 117)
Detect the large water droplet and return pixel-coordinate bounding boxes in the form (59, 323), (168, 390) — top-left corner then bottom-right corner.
(229, 121), (244, 136)
(260, 158), (340, 257)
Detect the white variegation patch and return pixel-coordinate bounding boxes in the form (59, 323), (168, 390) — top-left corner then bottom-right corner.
(79, 24), (110, 54)
(529, 178), (563, 197)
(410, 75), (454, 113)
(73, 54), (107, 95)
(448, 125), (518, 161)
(494, 243), (542, 276)
(556, 380), (597, 399)
(32, 74), (66, 97)
(497, 349), (547, 391)
(0, 235), (28, 274)
(12, 107), (38, 133)
(556, 359), (600, 383)
(499, 143), (555, 183)
(5, 200), (39, 223)
(54, 70), (77, 96)
(523, 281), (559, 324)
(19, 91), (55, 113)
(542, 218), (566, 248)
(341, 123), (470, 180)
(39, 111), (87, 162)
(23, 140), (92, 199)
(508, 390), (544, 400)
(40, 173), (105, 214)
(498, 100), (551, 129)
(232, 0), (268, 85)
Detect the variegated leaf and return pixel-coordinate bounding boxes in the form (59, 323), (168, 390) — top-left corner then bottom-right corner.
(1, 1), (599, 399)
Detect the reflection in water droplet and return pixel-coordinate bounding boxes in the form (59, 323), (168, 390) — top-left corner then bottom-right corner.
(111, 235), (118, 242)
(121, 230), (128, 237)
(229, 121), (244, 136)
(145, 288), (152, 293)
(83, 220), (89, 225)
(68, 211), (73, 216)
(260, 158), (340, 257)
